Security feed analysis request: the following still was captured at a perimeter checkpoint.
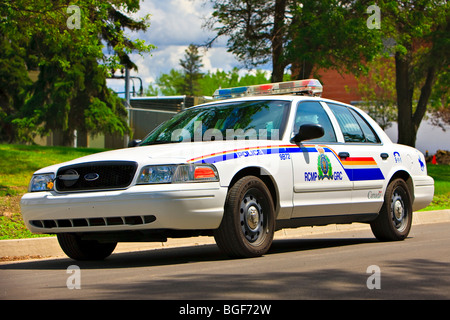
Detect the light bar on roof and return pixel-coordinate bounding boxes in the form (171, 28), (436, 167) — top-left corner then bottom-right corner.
(213, 79), (323, 100)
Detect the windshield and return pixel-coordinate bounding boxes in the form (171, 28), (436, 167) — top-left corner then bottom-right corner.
(140, 100), (291, 145)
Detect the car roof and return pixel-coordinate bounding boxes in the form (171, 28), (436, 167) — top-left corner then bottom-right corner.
(194, 95), (352, 109)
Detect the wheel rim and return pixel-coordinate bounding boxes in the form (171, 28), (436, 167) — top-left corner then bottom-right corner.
(391, 186), (409, 232)
(240, 190), (266, 245)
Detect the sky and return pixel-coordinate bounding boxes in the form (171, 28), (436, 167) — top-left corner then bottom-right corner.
(107, 0), (256, 96)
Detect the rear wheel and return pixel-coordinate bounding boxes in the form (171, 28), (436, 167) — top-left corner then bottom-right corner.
(57, 233), (117, 261)
(214, 176), (275, 258)
(370, 178), (412, 241)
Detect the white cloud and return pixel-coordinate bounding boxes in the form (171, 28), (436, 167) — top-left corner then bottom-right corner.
(202, 47), (240, 73)
(139, 0), (213, 46)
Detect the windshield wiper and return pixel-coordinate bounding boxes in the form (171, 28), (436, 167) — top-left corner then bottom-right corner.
(141, 140), (185, 146)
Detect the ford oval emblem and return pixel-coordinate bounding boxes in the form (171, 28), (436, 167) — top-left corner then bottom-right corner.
(84, 173), (100, 181)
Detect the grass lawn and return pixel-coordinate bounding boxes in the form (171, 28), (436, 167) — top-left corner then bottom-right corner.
(420, 164), (450, 211)
(0, 144), (449, 239)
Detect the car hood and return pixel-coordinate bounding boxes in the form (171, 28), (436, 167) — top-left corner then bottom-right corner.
(33, 140), (284, 174)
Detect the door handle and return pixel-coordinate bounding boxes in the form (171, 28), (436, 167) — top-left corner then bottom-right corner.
(380, 153), (389, 160)
(338, 152), (350, 160)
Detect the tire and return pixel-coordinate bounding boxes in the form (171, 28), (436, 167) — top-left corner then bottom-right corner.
(370, 178), (412, 241)
(214, 176), (275, 258)
(57, 233), (117, 261)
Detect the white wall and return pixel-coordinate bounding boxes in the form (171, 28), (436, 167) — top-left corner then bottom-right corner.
(384, 115), (450, 155)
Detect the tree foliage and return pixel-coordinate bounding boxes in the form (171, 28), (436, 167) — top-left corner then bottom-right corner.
(378, 0), (449, 147)
(353, 56), (398, 130)
(205, 1), (276, 71)
(205, 0), (383, 82)
(179, 44), (204, 96)
(146, 67), (271, 97)
(206, 0), (449, 147)
(0, 0), (154, 144)
(146, 44), (272, 97)
(286, 0), (382, 79)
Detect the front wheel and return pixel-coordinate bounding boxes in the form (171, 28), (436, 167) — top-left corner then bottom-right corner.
(214, 176), (275, 258)
(57, 233), (117, 261)
(370, 178), (412, 241)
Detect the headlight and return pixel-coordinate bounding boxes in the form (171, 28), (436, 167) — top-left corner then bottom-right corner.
(137, 165), (178, 184)
(29, 173), (55, 192)
(137, 164), (219, 185)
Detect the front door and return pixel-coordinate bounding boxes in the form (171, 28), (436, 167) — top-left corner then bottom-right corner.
(290, 101), (353, 218)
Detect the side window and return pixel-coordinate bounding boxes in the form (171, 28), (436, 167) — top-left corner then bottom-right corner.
(349, 109), (380, 143)
(327, 103), (379, 143)
(293, 101), (336, 142)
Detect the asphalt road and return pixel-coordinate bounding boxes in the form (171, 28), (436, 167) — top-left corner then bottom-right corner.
(1, 222), (449, 302)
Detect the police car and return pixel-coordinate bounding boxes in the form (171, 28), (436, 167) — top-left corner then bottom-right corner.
(20, 79), (435, 260)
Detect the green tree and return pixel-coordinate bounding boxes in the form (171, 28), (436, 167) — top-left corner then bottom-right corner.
(180, 44), (204, 96)
(0, 0), (154, 145)
(205, 0), (287, 82)
(198, 68), (270, 96)
(379, 0), (449, 147)
(0, 32), (32, 142)
(146, 68), (271, 97)
(146, 45), (205, 97)
(146, 69), (185, 96)
(205, 0), (383, 82)
(286, 0), (382, 80)
(429, 68), (450, 130)
(353, 56), (398, 130)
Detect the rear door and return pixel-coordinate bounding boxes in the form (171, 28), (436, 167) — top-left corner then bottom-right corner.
(325, 102), (389, 214)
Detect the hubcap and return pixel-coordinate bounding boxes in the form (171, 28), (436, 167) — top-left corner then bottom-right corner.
(247, 206), (260, 230)
(391, 187), (408, 232)
(240, 193), (264, 244)
(393, 199), (404, 220)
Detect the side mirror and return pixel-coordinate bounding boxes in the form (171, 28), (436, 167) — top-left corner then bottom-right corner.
(291, 124), (324, 143)
(128, 139), (142, 148)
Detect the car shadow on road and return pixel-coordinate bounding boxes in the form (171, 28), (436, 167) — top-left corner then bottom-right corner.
(0, 236), (378, 271)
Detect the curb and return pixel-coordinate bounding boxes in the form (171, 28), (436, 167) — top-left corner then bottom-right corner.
(1, 210), (449, 261)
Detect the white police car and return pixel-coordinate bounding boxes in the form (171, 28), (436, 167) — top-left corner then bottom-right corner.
(21, 79), (434, 260)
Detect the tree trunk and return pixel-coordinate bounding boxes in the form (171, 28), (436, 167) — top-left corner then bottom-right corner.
(395, 52), (437, 148)
(290, 59), (314, 80)
(271, 0), (286, 82)
(413, 66), (436, 132)
(395, 52), (416, 147)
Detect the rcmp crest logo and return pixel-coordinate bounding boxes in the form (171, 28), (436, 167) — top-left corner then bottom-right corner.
(317, 148), (333, 180)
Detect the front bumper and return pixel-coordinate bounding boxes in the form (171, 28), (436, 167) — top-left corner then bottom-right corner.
(21, 182), (227, 234)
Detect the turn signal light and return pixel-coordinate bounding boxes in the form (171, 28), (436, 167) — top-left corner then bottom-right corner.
(194, 167), (216, 179)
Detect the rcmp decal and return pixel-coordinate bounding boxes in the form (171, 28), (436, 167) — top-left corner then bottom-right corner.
(305, 148), (343, 181)
(317, 148), (333, 180)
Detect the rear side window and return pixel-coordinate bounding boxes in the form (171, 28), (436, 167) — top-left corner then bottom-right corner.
(327, 103), (379, 143)
(349, 109), (380, 143)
